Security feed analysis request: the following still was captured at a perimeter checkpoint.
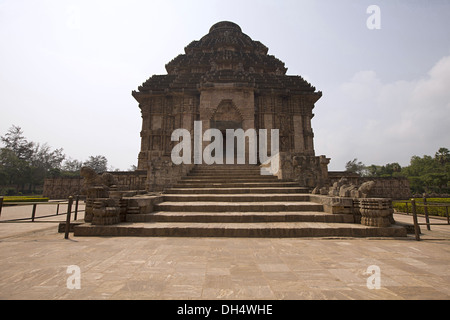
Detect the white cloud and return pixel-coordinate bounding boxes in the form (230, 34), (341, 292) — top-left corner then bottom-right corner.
(315, 55), (450, 170)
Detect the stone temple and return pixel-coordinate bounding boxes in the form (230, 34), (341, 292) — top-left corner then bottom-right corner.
(58, 21), (412, 238)
(132, 21), (330, 192)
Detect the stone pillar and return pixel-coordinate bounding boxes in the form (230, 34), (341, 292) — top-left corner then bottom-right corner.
(293, 115), (305, 152)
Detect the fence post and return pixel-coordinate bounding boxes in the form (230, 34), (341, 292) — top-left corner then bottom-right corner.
(31, 203), (37, 222)
(411, 199), (421, 241)
(74, 195), (79, 221)
(446, 205), (449, 225)
(423, 194), (431, 231)
(64, 196), (73, 240)
(0, 196), (3, 219)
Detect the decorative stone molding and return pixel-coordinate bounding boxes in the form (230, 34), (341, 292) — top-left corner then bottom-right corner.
(309, 194), (396, 228)
(309, 195), (354, 215)
(92, 199), (120, 226)
(359, 198), (394, 227)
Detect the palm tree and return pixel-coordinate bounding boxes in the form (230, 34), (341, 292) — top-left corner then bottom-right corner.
(435, 147), (449, 166)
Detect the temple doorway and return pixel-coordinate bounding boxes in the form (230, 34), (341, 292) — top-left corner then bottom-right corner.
(210, 100), (243, 164)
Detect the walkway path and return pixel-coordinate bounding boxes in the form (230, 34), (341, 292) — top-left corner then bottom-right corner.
(0, 204), (449, 300)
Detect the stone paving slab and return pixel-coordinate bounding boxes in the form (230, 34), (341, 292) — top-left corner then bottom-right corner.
(0, 210), (449, 300)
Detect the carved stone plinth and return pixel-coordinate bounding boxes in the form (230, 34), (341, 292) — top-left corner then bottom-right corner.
(83, 186), (110, 223)
(91, 199), (120, 226)
(359, 198), (394, 227)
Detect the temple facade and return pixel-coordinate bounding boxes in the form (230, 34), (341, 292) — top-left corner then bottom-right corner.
(132, 21), (330, 191)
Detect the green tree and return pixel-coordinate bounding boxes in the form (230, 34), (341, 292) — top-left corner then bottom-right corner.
(0, 148), (29, 190)
(0, 126), (34, 192)
(401, 148), (450, 194)
(0, 125), (66, 194)
(62, 158), (83, 172)
(345, 158), (367, 176)
(435, 147), (449, 166)
(28, 143), (65, 192)
(1, 125), (34, 160)
(83, 155), (108, 173)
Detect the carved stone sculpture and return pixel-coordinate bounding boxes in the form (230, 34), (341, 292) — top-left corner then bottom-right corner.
(358, 181), (375, 198)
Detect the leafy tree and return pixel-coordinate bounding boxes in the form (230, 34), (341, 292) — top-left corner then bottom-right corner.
(62, 158), (83, 172)
(345, 158), (367, 176)
(0, 125), (66, 194)
(435, 147), (449, 166)
(1, 125), (34, 160)
(0, 148), (29, 189)
(82, 155), (108, 173)
(28, 143), (65, 191)
(401, 148), (449, 194)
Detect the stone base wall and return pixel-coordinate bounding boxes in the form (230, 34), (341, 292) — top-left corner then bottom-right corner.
(43, 177), (83, 199)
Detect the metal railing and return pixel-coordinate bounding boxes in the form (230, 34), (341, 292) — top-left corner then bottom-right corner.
(409, 198), (450, 241)
(0, 195), (84, 223)
(0, 195), (84, 239)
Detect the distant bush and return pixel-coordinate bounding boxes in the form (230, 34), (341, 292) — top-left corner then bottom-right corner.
(2, 196), (49, 203)
(393, 198), (449, 217)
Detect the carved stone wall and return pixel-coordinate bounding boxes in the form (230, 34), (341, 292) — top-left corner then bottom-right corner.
(43, 171), (147, 199)
(43, 177), (83, 199)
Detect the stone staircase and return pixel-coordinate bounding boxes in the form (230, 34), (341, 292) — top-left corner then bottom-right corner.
(74, 165), (408, 238)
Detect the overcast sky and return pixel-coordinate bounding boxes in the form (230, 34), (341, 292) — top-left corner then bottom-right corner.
(1, 0), (449, 171)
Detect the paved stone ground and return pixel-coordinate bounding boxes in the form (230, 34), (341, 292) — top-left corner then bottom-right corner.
(0, 204), (449, 300)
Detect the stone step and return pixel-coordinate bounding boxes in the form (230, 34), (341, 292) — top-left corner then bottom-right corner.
(165, 187), (310, 195)
(74, 222), (408, 238)
(173, 182), (300, 188)
(191, 166), (262, 170)
(193, 165), (260, 168)
(184, 174), (277, 179)
(154, 201), (324, 212)
(180, 178), (281, 183)
(162, 194), (311, 202)
(189, 169), (261, 175)
(190, 170), (262, 175)
(191, 169), (261, 172)
(126, 211), (355, 223)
